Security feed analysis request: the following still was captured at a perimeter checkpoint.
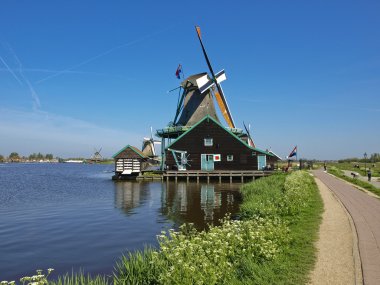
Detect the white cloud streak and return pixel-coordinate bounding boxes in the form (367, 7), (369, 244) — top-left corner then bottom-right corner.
(35, 27), (171, 84)
(0, 55), (23, 85)
(0, 67), (120, 77)
(2, 43), (42, 110)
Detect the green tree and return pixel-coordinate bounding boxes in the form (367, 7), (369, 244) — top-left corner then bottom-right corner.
(9, 152), (20, 161)
(37, 152), (44, 160)
(45, 153), (54, 160)
(29, 153), (37, 160)
(0, 154), (4, 162)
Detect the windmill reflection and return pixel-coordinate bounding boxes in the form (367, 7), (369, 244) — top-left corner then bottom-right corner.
(113, 181), (241, 229)
(161, 182), (241, 230)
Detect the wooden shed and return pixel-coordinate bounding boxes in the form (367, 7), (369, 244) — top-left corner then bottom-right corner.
(164, 115), (276, 171)
(113, 145), (148, 178)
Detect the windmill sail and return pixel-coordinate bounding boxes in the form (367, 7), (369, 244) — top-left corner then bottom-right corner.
(195, 26), (236, 129)
(214, 90), (235, 129)
(243, 122), (256, 148)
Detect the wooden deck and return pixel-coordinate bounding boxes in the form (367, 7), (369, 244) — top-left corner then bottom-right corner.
(163, 170), (273, 183)
(114, 170), (274, 182)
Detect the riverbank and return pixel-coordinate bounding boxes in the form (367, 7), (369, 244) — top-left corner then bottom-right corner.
(112, 171), (323, 284)
(71, 171), (323, 284)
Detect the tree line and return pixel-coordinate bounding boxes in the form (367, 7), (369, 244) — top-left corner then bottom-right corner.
(337, 153), (380, 163)
(0, 152), (55, 162)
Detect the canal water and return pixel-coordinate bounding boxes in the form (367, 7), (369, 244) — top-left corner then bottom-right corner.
(0, 163), (242, 281)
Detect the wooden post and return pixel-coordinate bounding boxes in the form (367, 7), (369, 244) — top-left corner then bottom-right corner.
(197, 175), (199, 183)
(187, 175), (189, 183)
(207, 174), (210, 184)
(241, 175), (244, 183)
(219, 175), (221, 183)
(230, 175), (232, 183)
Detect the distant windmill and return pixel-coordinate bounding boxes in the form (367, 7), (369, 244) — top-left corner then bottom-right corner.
(142, 127), (161, 158)
(243, 122), (256, 148)
(92, 147), (103, 163)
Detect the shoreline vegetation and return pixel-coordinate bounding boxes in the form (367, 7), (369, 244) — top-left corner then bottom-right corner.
(2, 171), (323, 285)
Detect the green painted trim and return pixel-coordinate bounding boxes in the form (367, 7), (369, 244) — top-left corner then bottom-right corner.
(165, 115), (274, 157)
(112, 145), (147, 159)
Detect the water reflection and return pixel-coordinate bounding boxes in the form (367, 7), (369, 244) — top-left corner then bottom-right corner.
(162, 182), (241, 230)
(114, 181), (150, 215)
(113, 181), (242, 230)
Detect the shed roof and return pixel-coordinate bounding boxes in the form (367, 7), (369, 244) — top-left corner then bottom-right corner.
(166, 115), (274, 157)
(112, 145), (148, 159)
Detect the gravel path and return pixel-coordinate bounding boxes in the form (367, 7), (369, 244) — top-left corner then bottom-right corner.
(308, 175), (359, 285)
(313, 170), (380, 285)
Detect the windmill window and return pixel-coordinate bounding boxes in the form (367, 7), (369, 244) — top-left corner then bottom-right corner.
(227, 155), (234, 162)
(204, 138), (213, 146)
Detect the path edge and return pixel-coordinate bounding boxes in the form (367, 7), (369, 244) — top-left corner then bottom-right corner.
(314, 176), (363, 285)
(327, 172), (380, 199)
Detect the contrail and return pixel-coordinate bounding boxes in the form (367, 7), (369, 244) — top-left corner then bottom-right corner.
(25, 78), (41, 110)
(5, 42), (42, 110)
(35, 27), (172, 84)
(0, 55), (23, 85)
(0, 67), (121, 77)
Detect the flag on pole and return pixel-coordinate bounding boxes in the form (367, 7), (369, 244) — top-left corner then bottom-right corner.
(175, 64), (182, 79)
(288, 146), (297, 158)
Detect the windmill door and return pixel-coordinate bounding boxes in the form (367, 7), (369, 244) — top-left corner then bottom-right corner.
(257, 155), (266, 170)
(201, 154), (214, 171)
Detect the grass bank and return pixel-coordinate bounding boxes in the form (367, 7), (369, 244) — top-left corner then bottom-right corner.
(236, 171), (323, 284)
(328, 161), (380, 178)
(3, 171), (322, 285)
(328, 166), (380, 196)
(114, 171), (323, 284)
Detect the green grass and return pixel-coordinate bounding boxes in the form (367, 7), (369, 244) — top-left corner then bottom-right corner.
(234, 171), (323, 284)
(328, 166), (380, 196)
(328, 161), (380, 177)
(112, 171), (323, 285)
(49, 272), (110, 285)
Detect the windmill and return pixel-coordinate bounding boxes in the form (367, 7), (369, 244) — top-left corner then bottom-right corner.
(172, 26), (235, 130)
(92, 147), (103, 163)
(142, 127), (161, 158)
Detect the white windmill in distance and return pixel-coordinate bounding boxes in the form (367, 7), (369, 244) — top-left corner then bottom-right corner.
(142, 127), (161, 159)
(92, 147), (103, 163)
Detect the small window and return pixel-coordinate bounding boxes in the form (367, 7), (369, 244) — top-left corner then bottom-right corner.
(204, 138), (213, 146)
(227, 155), (234, 162)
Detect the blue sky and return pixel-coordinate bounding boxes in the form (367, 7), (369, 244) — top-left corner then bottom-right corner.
(0, 1), (379, 159)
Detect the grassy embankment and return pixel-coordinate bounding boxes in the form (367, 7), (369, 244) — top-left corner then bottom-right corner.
(3, 171), (322, 285)
(116, 171), (322, 284)
(328, 161), (380, 178)
(328, 166), (380, 196)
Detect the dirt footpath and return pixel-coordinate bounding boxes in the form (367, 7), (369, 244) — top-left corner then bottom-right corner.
(308, 177), (362, 285)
